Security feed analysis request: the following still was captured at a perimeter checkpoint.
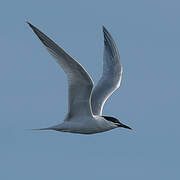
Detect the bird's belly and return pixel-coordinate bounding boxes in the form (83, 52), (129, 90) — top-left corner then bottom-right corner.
(57, 120), (115, 134)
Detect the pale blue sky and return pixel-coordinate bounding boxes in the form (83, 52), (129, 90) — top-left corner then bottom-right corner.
(0, 0), (180, 179)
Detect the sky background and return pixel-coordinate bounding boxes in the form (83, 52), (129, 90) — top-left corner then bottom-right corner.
(0, 0), (180, 179)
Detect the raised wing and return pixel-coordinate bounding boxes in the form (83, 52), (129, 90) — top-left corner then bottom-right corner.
(27, 22), (94, 119)
(91, 26), (122, 115)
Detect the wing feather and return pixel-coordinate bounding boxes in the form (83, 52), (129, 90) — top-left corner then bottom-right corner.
(91, 26), (122, 115)
(27, 22), (94, 118)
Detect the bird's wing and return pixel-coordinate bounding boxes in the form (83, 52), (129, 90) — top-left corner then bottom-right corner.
(91, 26), (122, 115)
(27, 22), (94, 119)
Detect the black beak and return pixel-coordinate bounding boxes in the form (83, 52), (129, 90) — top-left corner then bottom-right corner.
(118, 123), (133, 130)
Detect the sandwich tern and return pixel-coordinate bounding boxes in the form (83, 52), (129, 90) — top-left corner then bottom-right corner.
(27, 22), (133, 134)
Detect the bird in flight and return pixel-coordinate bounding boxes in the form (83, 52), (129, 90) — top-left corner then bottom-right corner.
(27, 22), (133, 134)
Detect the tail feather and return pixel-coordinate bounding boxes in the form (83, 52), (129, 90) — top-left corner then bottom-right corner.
(26, 127), (55, 131)
(26, 124), (61, 131)
(31, 127), (53, 131)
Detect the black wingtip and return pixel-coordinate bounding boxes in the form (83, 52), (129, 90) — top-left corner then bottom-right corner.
(26, 21), (30, 26)
(26, 21), (34, 29)
(102, 25), (108, 35)
(102, 25), (110, 34)
(102, 26), (111, 42)
(102, 25), (105, 31)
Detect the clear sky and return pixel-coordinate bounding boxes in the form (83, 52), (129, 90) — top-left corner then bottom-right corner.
(0, 0), (179, 179)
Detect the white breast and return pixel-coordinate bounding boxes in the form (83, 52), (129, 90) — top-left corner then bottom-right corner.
(53, 116), (117, 134)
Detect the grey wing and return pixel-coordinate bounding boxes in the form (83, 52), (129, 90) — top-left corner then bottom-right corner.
(91, 26), (122, 115)
(27, 22), (94, 118)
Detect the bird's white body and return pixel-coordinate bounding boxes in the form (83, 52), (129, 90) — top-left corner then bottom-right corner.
(45, 116), (117, 134)
(28, 22), (132, 134)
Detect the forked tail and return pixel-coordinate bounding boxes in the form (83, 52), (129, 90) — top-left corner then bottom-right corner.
(31, 127), (53, 131)
(27, 124), (62, 131)
(29, 126), (57, 131)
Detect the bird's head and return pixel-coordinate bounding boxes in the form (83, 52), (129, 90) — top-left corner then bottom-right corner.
(103, 116), (133, 130)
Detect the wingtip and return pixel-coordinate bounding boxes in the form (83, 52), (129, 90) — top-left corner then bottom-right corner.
(102, 26), (108, 41)
(102, 25), (107, 33)
(26, 21), (34, 29)
(103, 25), (110, 32)
(102, 25), (111, 41)
(26, 21), (31, 26)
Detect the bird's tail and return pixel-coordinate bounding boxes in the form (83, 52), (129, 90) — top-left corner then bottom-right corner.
(26, 126), (55, 131)
(30, 127), (53, 131)
(26, 124), (61, 131)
